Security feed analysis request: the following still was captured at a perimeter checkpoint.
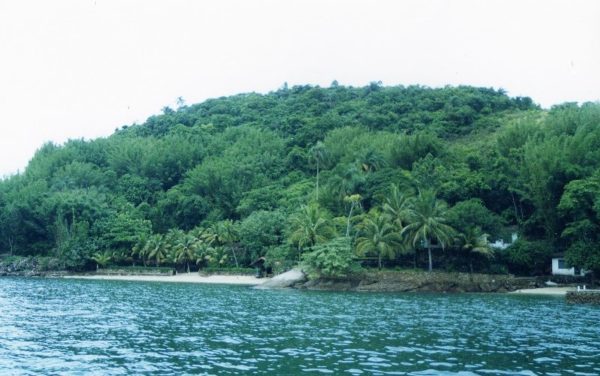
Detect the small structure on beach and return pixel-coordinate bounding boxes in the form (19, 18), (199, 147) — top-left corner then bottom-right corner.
(552, 254), (587, 277)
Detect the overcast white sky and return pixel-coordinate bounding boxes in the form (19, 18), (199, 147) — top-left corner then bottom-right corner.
(0, 0), (599, 176)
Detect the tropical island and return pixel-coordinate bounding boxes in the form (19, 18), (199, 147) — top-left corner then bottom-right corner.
(0, 83), (598, 292)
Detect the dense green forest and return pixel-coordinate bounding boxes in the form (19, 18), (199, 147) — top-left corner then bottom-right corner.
(1, 83), (599, 277)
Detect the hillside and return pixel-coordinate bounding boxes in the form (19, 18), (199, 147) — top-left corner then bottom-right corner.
(1, 83), (599, 277)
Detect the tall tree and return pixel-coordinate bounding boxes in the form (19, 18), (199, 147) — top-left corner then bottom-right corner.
(356, 211), (402, 269)
(288, 204), (336, 252)
(458, 227), (493, 274)
(173, 233), (198, 273)
(343, 194), (362, 237)
(145, 234), (169, 267)
(206, 220), (241, 268)
(403, 190), (454, 272)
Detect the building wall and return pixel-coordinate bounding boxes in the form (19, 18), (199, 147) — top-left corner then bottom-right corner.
(552, 258), (580, 276)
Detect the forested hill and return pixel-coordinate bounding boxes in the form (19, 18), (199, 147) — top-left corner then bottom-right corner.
(1, 83), (600, 277)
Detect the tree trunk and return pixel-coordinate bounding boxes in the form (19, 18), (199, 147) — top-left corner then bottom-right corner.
(186, 262), (190, 274)
(428, 245), (433, 272)
(231, 247), (239, 268)
(414, 251), (417, 269)
(8, 237), (14, 256)
(346, 203), (354, 237)
(378, 253), (382, 270)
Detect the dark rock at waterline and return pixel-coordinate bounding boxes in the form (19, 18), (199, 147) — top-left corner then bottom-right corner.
(0, 257), (65, 277)
(294, 271), (539, 293)
(566, 291), (600, 304)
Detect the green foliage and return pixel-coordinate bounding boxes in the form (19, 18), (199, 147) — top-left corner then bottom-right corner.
(238, 210), (286, 261)
(390, 131), (444, 170)
(565, 241), (600, 275)
(446, 199), (505, 237)
(506, 239), (554, 276)
(2, 83), (595, 277)
(356, 211), (403, 269)
(264, 245), (297, 275)
(91, 251), (112, 269)
(302, 237), (359, 279)
(402, 190), (455, 272)
(287, 204), (336, 251)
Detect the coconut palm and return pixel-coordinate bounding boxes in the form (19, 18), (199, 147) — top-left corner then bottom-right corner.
(358, 149), (387, 173)
(355, 211), (402, 269)
(459, 227), (494, 274)
(402, 189), (454, 272)
(194, 241), (215, 268)
(173, 233), (198, 273)
(343, 194), (362, 237)
(145, 234), (169, 267)
(288, 204), (336, 252)
(91, 251), (112, 271)
(383, 184), (413, 230)
(206, 220), (240, 267)
(131, 235), (149, 267)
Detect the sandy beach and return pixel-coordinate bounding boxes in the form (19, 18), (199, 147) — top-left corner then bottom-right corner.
(509, 287), (576, 296)
(63, 273), (268, 285)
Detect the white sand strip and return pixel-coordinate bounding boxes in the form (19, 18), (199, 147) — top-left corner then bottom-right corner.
(63, 273), (268, 285)
(509, 287), (575, 296)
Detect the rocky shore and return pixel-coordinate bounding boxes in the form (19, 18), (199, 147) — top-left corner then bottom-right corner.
(264, 269), (541, 293)
(0, 257), (67, 277)
(0, 258), (555, 294)
(566, 290), (600, 304)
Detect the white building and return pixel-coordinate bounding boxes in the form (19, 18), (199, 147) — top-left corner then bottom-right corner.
(551, 256), (587, 276)
(490, 233), (518, 250)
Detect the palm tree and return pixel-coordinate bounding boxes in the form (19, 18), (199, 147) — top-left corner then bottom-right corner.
(288, 204), (336, 252)
(206, 220), (240, 267)
(383, 184), (413, 230)
(91, 251), (112, 271)
(173, 233), (198, 273)
(402, 190), (454, 272)
(459, 227), (494, 274)
(131, 233), (150, 266)
(194, 240), (215, 269)
(358, 149), (387, 173)
(343, 194), (362, 237)
(355, 212), (402, 269)
(310, 141), (328, 201)
(145, 234), (169, 267)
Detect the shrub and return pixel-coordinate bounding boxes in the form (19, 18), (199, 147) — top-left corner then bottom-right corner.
(301, 237), (361, 279)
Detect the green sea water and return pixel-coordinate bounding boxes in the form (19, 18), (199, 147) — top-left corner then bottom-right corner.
(0, 277), (599, 375)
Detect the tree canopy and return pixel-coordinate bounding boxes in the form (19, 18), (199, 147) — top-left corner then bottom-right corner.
(1, 83), (598, 277)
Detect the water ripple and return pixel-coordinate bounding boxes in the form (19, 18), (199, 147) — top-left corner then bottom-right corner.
(0, 278), (599, 375)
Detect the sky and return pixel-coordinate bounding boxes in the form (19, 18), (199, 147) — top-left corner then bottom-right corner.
(0, 0), (599, 176)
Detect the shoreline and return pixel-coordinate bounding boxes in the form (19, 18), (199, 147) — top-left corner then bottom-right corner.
(63, 273), (269, 286)
(4, 269), (582, 295)
(509, 287), (576, 296)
